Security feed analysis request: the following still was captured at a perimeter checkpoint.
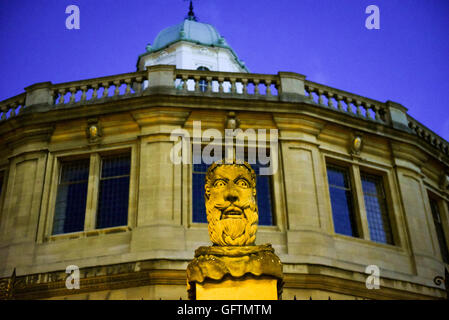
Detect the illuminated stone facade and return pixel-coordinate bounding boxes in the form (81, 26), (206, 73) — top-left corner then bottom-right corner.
(0, 13), (448, 300)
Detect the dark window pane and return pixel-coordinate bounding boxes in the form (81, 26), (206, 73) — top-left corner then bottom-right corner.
(327, 167), (349, 188)
(361, 173), (394, 244)
(53, 160), (89, 235)
(193, 162), (209, 173)
(199, 80), (208, 92)
(327, 165), (358, 237)
(197, 67), (209, 92)
(251, 162), (273, 226)
(96, 154), (130, 229)
(97, 177), (130, 228)
(60, 160), (89, 183)
(329, 187), (357, 236)
(101, 155), (131, 178)
(192, 173), (207, 223)
(429, 198), (449, 264)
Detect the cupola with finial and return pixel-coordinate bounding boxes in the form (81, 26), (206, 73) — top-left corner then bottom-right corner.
(137, 1), (248, 73)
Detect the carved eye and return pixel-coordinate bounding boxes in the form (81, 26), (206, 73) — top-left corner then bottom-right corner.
(213, 180), (226, 188)
(235, 179), (249, 188)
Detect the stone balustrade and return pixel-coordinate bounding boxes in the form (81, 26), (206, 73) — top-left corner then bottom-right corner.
(174, 69), (280, 97)
(0, 93), (26, 121)
(51, 71), (148, 106)
(305, 81), (389, 124)
(1, 66), (448, 159)
(408, 116), (449, 156)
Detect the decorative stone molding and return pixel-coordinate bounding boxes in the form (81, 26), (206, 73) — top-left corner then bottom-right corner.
(198, 47), (214, 57)
(225, 111), (239, 130)
(440, 174), (449, 191)
(1, 266), (443, 300)
(86, 118), (103, 143)
(350, 134), (364, 155)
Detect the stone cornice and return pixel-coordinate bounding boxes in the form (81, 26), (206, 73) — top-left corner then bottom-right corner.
(0, 93), (448, 169)
(1, 67), (447, 158)
(1, 260), (444, 300)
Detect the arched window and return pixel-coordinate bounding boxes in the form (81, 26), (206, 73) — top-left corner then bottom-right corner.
(197, 66), (209, 92)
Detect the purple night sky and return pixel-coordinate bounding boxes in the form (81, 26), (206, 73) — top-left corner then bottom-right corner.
(1, 0), (448, 140)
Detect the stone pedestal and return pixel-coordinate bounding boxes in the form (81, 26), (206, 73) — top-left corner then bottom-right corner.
(187, 244), (283, 300)
(196, 278), (278, 300)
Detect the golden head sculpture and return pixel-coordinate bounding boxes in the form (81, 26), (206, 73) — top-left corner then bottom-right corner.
(204, 161), (258, 246)
(187, 160), (283, 300)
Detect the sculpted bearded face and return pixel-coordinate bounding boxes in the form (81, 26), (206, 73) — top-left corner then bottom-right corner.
(205, 162), (258, 246)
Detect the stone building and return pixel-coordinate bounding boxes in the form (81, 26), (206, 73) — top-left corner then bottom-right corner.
(0, 6), (448, 300)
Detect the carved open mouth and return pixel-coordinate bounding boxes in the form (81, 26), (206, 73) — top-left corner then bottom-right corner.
(221, 206), (243, 219)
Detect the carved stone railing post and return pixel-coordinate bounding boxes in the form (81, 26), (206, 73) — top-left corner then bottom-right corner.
(218, 77), (224, 93)
(230, 78), (236, 94)
(102, 82), (110, 98)
(386, 100), (411, 132)
(24, 82), (53, 108)
(265, 80), (272, 96)
(135, 77), (143, 93)
(124, 79), (132, 95)
(181, 75), (189, 92)
(1, 106), (7, 120)
(146, 64), (176, 94)
(242, 78), (248, 95)
(69, 87), (77, 103)
(80, 86), (88, 102)
(278, 72), (306, 102)
(92, 84), (98, 100)
(113, 80), (121, 97)
(193, 76), (200, 92)
(336, 95), (344, 111)
(317, 89), (324, 105)
(346, 98), (353, 114)
(206, 77), (213, 93)
(327, 92), (334, 108)
(253, 79), (260, 96)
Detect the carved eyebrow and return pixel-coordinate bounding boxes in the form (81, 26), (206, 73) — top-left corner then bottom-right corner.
(213, 175), (229, 182)
(233, 175), (250, 183)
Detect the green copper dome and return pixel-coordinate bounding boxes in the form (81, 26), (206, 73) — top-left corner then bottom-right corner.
(137, 2), (248, 72)
(147, 19), (229, 52)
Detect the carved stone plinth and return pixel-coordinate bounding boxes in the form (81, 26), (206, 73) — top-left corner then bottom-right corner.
(187, 244), (283, 300)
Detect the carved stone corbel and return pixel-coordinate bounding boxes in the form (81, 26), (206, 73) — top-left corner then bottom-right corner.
(225, 111), (240, 130)
(86, 118), (103, 144)
(350, 133), (364, 156)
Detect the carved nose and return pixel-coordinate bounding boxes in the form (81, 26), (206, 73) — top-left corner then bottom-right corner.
(225, 187), (239, 203)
